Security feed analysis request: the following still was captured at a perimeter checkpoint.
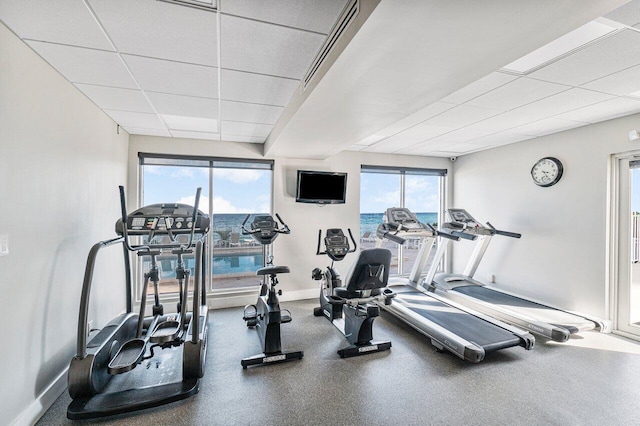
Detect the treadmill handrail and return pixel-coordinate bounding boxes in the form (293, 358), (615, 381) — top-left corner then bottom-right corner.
(486, 222), (521, 239)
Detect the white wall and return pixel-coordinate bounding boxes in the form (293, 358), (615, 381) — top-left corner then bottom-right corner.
(0, 23), (129, 425)
(129, 136), (451, 304)
(452, 113), (640, 319)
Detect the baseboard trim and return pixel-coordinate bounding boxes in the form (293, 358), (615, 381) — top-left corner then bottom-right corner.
(12, 367), (67, 426)
(207, 288), (317, 310)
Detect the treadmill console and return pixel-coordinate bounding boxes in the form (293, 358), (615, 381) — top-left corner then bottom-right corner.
(447, 209), (482, 228)
(385, 207), (429, 232)
(116, 203), (210, 236)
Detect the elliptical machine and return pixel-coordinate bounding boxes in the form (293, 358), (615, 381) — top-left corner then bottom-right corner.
(240, 213), (304, 368)
(312, 228), (396, 357)
(67, 186), (210, 420)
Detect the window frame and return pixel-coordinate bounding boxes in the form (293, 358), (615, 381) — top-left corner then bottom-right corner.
(137, 153), (274, 301)
(361, 165), (447, 277)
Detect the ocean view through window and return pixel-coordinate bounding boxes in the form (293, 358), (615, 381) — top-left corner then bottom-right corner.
(140, 154), (273, 296)
(360, 166), (445, 276)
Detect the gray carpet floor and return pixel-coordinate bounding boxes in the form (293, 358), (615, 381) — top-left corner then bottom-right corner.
(39, 298), (640, 425)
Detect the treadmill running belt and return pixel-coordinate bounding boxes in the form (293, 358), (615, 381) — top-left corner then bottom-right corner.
(393, 287), (521, 352)
(452, 285), (595, 332)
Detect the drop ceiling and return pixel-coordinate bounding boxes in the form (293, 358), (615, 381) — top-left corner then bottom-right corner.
(0, 0), (347, 143)
(1, 0), (639, 158)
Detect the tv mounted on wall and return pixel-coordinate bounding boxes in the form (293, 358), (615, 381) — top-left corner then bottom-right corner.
(295, 170), (347, 204)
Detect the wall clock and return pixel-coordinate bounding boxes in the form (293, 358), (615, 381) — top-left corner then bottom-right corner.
(531, 157), (563, 187)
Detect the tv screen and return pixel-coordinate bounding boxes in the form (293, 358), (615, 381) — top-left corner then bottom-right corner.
(296, 170), (347, 204)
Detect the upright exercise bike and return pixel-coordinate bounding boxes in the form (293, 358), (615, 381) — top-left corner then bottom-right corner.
(313, 228), (395, 357)
(67, 186), (210, 420)
(240, 214), (304, 368)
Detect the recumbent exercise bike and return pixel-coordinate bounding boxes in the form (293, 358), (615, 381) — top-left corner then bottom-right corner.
(312, 228), (395, 357)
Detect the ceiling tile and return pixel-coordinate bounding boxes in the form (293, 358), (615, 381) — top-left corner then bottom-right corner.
(123, 127), (171, 137)
(220, 0), (348, 34)
(75, 84), (154, 113)
(418, 128), (493, 145)
(424, 105), (503, 128)
(446, 142), (493, 154)
(529, 30), (640, 86)
(123, 55), (218, 98)
(27, 41), (137, 88)
(220, 69), (299, 106)
(555, 97), (640, 123)
(358, 102), (456, 144)
(466, 77), (570, 111)
(581, 64), (640, 96)
(509, 117), (587, 136)
(605, 0), (640, 26)
(222, 135), (266, 143)
(88, 0), (218, 66)
(162, 115), (218, 132)
(467, 110), (537, 133)
(467, 131), (532, 147)
(513, 88), (615, 119)
(171, 130), (220, 140)
(392, 122), (454, 140)
(221, 14), (325, 79)
(104, 110), (165, 129)
(0, 0), (112, 50)
(221, 121), (272, 137)
(221, 100), (284, 124)
(440, 72), (519, 105)
(147, 92), (218, 118)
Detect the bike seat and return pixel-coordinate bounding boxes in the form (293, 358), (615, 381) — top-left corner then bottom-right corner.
(256, 265), (290, 276)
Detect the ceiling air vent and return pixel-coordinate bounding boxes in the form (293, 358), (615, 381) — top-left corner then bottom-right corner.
(303, 0), (359, 90)
(157, 0), (217, 11)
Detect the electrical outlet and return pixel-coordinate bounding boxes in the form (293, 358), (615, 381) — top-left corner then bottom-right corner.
(488, 274), (495, 283)
(0, 234), (8, 256)
(87, 320), (93, 338)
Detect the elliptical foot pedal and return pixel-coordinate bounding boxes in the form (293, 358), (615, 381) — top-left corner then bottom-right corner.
(241, 350), (304, 369)
(108, 338), (146, 375)
(338, 341), (392, 358)
(150, 320), (181, 344)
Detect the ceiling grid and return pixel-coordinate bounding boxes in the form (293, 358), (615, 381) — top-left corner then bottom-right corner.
(1, 0), (639, 156)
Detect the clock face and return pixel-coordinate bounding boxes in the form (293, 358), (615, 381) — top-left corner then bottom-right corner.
(531, 157), (563, 187)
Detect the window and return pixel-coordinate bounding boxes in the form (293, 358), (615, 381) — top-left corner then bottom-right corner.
(360, 165), (446, 277)
(140, 154), (272, 297)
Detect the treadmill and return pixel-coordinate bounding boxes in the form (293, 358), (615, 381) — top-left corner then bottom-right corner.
(425, 209), (608, 342)
(374, 208), (534, 363)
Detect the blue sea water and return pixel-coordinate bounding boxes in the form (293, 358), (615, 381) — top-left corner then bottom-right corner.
(210, 212), (438, 236)
(151, 212), (438, 276)
(359, 212), (438, 236)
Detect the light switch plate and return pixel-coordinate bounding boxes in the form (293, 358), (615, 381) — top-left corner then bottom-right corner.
(0, 234), (8, 256)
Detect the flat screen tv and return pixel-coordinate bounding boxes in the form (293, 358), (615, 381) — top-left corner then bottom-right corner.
(296, 170), (347, 204)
